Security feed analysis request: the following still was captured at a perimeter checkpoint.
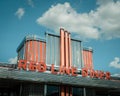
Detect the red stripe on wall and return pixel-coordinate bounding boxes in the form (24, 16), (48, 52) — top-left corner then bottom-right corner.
(40, 42), (43, 62)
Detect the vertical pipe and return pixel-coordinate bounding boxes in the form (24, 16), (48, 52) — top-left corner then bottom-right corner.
(60, 28), (65, 67)
(65, 32), (68, 68)
(68, 33), (72, 68)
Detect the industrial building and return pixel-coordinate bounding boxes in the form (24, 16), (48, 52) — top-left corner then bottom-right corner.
(0, 28), (120, 96)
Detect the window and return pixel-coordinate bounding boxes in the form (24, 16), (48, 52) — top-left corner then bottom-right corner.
(71, 40), (82, 69)
(95, 90), (108, 96)
(72, 87), (83, 96)
(46, 34), (60, 67)
(86, 88), (95, 96)
(21, 84), (44, 96)
(46, 85), (59, 96)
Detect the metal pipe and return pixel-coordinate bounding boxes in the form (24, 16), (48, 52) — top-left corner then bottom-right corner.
(60, 28), (65, 67)
(68, 33), (72, 68)
(65, 31), (68, 68)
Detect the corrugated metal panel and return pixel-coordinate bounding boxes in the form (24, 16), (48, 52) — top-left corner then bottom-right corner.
(46, 34), (60, 66)
(17, 35), (45, 52)
(17, 40), (46, 63)
(82, 48), (93, 69)
(71, 40), (82, 69)
(17, 35), (46, 64)
(18, 44), (25, 60)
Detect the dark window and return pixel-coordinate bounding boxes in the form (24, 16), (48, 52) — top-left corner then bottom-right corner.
(21, 84), (44, 96)
(72, 87), (83, 96)
(95, 90), (108, 96)
(47, 85), (59, 96)
(86, 88), (95, 96)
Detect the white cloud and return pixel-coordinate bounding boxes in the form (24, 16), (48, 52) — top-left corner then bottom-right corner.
(28, 0), (34, 7)
(36, 2), (99, 40)
(8, 56), (17, 64)
(111, 73), (120, 77)
(97, 0), (113, 5)
(15, 8), (25, 19)
(36, 0), (120, 40)
(109, 57), (120, 69)
(92, 0), (120, 40)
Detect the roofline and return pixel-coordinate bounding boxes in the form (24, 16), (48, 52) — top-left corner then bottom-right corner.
(16, 35), (46, 52)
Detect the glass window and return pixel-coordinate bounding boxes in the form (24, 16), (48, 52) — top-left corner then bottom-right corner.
(72, 87), (83, 96)
(86, 88), (95, 96)
(46, 33), (82, 69)
(21, 84), (44, 96)
(46, 34), (60, 66)
(46, 85), (59, 96)
(95, 90), (108, 96)
(71, 40), (82, 69)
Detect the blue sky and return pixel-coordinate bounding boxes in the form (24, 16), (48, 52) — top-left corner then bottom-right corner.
(0, 0), (120, 76)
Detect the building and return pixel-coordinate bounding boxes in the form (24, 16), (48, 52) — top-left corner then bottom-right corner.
(0, 28), (120, 96)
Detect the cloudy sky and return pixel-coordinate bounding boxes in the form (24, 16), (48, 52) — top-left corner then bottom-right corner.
(0, 0), (120, 76)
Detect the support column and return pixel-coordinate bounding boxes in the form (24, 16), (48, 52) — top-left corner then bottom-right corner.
(44, 84), (47, 96)
(83, 88), (86, 96)
(60, 86), (65, 96)
(19, 83), (22, 96)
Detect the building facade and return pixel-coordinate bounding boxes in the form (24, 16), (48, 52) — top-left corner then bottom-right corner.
(0, 28), (120, 96)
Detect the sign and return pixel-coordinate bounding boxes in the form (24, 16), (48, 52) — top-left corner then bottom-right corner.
(18, 60), (111, 80)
